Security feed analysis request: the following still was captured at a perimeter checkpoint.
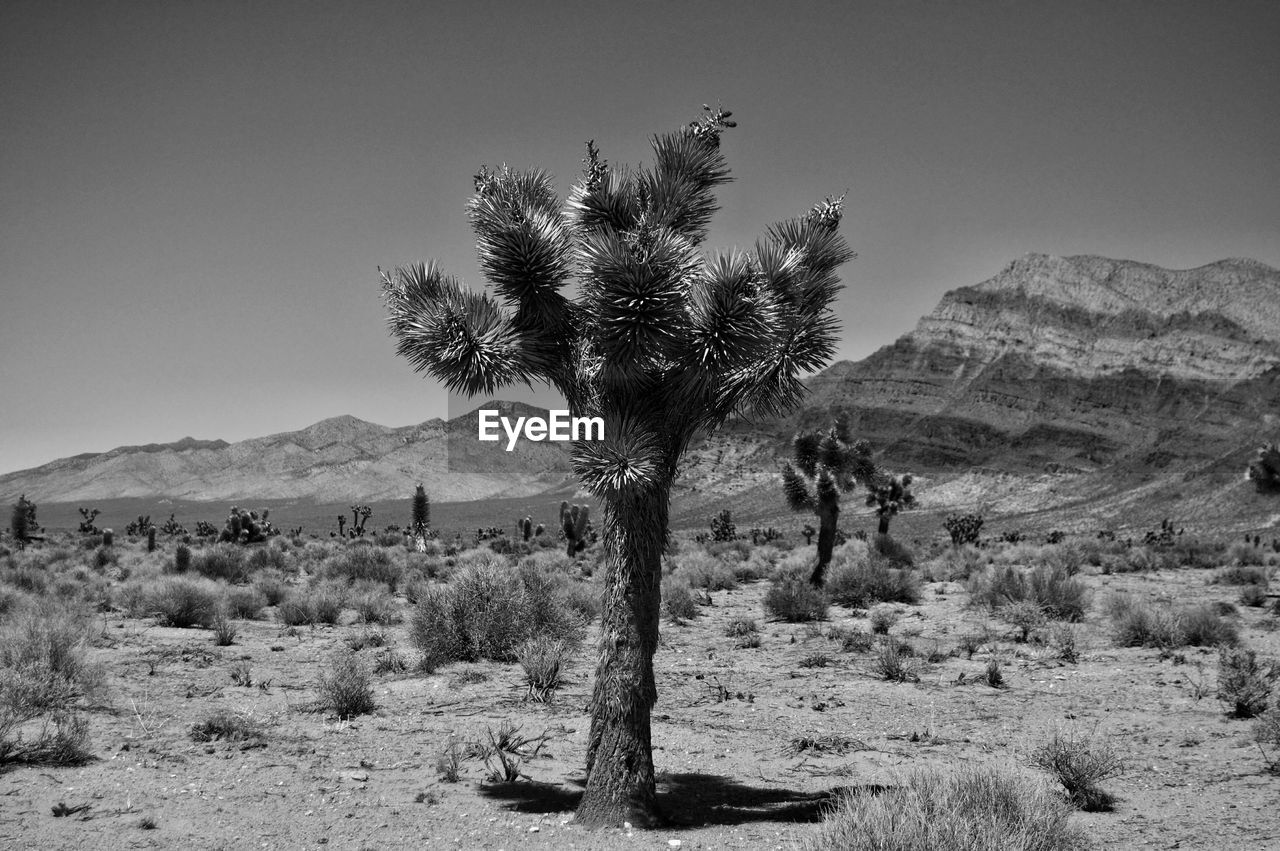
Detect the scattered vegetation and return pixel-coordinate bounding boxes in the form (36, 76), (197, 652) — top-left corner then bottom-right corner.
(1029, 726), (1124, 811)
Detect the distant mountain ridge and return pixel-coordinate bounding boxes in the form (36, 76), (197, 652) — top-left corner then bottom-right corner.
(5, 254), (1280, 534)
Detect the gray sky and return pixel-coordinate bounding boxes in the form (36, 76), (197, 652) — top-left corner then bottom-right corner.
(2, 0), (1277, 475)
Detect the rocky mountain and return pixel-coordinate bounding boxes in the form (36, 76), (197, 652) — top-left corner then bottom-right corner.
(0, 402), (575, 504)
(6, 254), (1280, 534)
(673, 254), (1280, 533)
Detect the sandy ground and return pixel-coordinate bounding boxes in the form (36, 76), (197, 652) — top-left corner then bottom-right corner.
(3, 564), (1279, 850)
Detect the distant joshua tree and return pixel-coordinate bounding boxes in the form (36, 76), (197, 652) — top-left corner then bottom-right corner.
(866, 472), (916, 535)
(1247, 443), (1280, 493)
(380, 106), (855, 827)
(411, 484), (431, 550)
(782, 412), (877, 586)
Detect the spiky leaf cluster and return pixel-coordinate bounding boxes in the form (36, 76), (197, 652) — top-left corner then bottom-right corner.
(382, 109), (855, 501)
(1248, 443), (1280, 493)
(866, 473), (916, 518)
(782, 412), (876, 512)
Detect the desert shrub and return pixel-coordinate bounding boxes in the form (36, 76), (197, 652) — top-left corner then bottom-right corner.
(1180, 604), (1240, 647)
(827, 557), (920, 608)
(146, 576), (221, 628)
(0, 600), (105, 717)
(661, 578), (701, 623)
(1226, 540), (1266, 567)
(805, 766), (1089, 851)
(1240, 585), (1269, 607)
(1214, 565), (1269, 585)
(1, 710), (92, 766)
(1, 564), (48, 595)
(252, 570), (289, 606)
(928, 544), (985, 581)
(1000, 600), (1047, 642)
(872, 534), (914, 568)
(211, 607), (237, 646)
(1050, 623), (1081, 663)
(1109, 596), (1237, 649)
(560, 581), (602, 623)
(725, 618), (758, 637)
(401, 570), (431, 606)
(224, 586), (267, 619)
(408, 564), (583, 670)
(190, 709), (262, 743)
(317, 652), (376, 717)
(840, 629), (875, 653)
(1029, 726), (1124, 811)
(869, 605), (898, 635)
(1217, 646), (1278, 718)
(247, 545), (289, 573)
(173, 544), (192, 574)
(968, 565), (1087, 621)
(1255, 707), (1280, 772)
(706, 538), (752, 562)
(324, 546), (402, 589)
(190, 544), (252, 583)
(670, 550), (738, 591)
(351, 583), (400, 625)
(518, 636), (574, 702)
(763, 575), (828, 622)
(985, 657), (1005, 688)
(276, 581), (347, 626)
(872, 638), (918, 682)
(404, 551), (444, 581)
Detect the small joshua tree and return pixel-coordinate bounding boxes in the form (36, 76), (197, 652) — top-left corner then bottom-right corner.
(709, 509), (736, 542)
(866, 472), (915, 536)
(77, 507), (102, 536)
(1248, 443), (1280, 493)
(560, 502), (590, 557)
(411, 484), (431, 549)
(10, 494), (39, 549)
(781, 412), (877, 586)
(518, 516), (534, 541)
(381, 105), (854, 826)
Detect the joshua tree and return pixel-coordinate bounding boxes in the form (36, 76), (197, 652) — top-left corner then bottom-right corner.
(1248, 443), (1280, 493)
(560, 501), (591, 557)
(866, 473), (916, 535)
(380, 106), (854, 826)
(781, 412), (877, 586)
(411, 484), (431, 550)
(9, 494), (38, 549)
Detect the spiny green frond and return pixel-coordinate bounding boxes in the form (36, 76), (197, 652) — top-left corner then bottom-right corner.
(793, 432), (821, 477)
(567, 164), (640, 234)
(572, 420), (664, 498)
(381, 262), (525, 397)
(579, 226), (700, 366)
(679, 252), (776, 371)
(815, 469), (839, 505)
(782, 463), (815, 511)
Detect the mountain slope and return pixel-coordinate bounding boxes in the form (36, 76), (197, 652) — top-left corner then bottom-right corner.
(5, 254), (1279, 534)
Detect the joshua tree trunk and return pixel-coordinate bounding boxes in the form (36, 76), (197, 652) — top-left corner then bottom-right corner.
(577, 484), (670, 828)
(810, 498), (839, 587)
(878, 514), (891, 535)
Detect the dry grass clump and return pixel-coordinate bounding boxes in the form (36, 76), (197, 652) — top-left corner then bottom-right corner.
(146, 576), (222, 628)
(1213, 565), (1269, 585)
(968, 565), (1088, 621)
(1029, 726), (1124, 811)
(872, 638), (920, 682)
(211, 606), (237, 645)
(869, 605), (899, 635)
(805, 766), (1090, 851)
(669, 550), (738, 591)
(316, 652), (376, 718)
(252, 569), (290, 606)
(350, 582), (400, 625)
(827, 547), (920, 609)
(517, 636), (575, 702)
(1000, 600), (1048, 642)
(191, 544), (252, 583)
(926, 544), (988, 581)
(661, 577), (702, 624)
(409, 564), (584, 671)
(1255, 707), (1280, 773)
(190, 709), (263, 743)
(276, 581), (347, 626)
(1108, 595), (1238, 649)
(223, 586), (267, 619)
(1, 599), (103, 766)
(763, 573), (829, 622)
(323, 545), (403, 589)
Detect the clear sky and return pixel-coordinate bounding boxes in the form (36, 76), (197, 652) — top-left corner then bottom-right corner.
(2, 0), (1277, 475)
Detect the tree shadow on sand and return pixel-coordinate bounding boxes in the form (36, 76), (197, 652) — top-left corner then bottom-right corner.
(479, 773), (893, 828)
